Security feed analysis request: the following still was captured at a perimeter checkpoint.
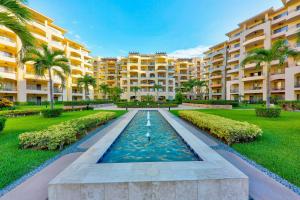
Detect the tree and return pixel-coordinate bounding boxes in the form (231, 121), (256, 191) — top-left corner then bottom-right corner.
(194, 80), (207, 99)
(183, 79), (196, 100)
(153, 84), (163, 102)
(0, 0), (35, 50)
(99, 83), (110, 99)
(241, 40), (300, 108)
(77, 74), (96, 100)
(22, 44), (70, 110)
(131, 86), (140, 101)
(110, 87), (123, 102)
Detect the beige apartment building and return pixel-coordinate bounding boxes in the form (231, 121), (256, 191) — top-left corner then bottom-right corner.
(203, 0), (300, 102)
(94, 53), (202, 101)
(0, 6), (94, 103)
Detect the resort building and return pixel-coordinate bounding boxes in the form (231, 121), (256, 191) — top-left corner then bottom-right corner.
(0, 6), (93, 103)
(203, 0), (300, 101)
(94, 53), (202, 101)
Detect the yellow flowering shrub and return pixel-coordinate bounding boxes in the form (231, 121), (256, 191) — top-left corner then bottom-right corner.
(19, 112), (116, 150)
(178, 111), (262, 145)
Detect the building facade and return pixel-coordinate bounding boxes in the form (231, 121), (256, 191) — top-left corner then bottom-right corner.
(203, 0), (300, 101)
(0, 6), (93, 103)
(94, 53), (202, 101)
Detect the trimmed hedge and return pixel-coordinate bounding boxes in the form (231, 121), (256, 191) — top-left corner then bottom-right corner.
(0, 110), (41, 117)
(19, 112), (116, 150)
(63, 100), (113, 106)
(255, 108), (281, 118)
(278, 101), (300, 111)
(0, 117), (6, 132)
(42, 108), (63, 118)
(183, 100), (239, 107)
(178, 111), (262, 144)
(116, 102), (178, 108)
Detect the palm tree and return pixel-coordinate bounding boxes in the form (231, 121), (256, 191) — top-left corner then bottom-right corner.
(0, 0), (35, 50)
(131, 86), (140, 101)
(110, 87), (123, 102)
(77, 74), (96, 100)
(242, 40), (300, 108)
(99, 83), (110, 99)
(194, 80), (207, 100)
(22, 44), (70, 110)
(153, 84), (163, 101)
(183, 79), (196, 100)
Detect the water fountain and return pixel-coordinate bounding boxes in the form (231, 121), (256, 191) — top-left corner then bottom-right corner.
(146, 111), (151, 141)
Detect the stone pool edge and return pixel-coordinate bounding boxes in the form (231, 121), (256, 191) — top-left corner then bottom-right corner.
(48, 109), (249, 200)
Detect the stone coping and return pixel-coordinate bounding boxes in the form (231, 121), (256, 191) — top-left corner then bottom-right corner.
(49, 109), (247, 185)
(182, 103), (232, 109)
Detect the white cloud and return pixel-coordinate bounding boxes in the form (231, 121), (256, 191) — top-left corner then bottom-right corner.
(74, 34), (81, 39)
(169, 45), (210, 58)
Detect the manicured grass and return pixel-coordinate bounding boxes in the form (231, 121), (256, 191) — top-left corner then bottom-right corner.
(171, 109), (300, 187)
(0, 110), (126, 189)
(14, 104), (63, 111)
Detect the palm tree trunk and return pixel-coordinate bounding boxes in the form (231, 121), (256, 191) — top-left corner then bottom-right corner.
(85, 85), (89, 100)
(48, 68), (54, 110)
(266, 63), (271, 108)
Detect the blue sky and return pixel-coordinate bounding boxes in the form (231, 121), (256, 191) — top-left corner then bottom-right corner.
(28, 0), (283, 57)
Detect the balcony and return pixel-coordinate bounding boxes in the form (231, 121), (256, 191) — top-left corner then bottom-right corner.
(271, 26), (288, 39)
(70, 56), (82, 62)
(72, 91), (83, 96)
(227, 56), (239, 63)
(51, 41), (64, 50)
(287, 7), (300, 21)
(242, 75), (264, 82)
(0, 68), (16, 80)
(228, 46), (240, 53)
(0, 36), (16, 48)
(32, 33), (47, 43)
(211, 57), (223, 64)
(272, 13), (288, 25)
(0, 86), (17, 93)
(0, 51), (16, 63)
(211, 84), (222, 88)
(295, 83), (300, 90)
(210, 75), (222, 80)
(286, 24), (300, 37)
(26, 85), (48, 94)
(71, 65), (83, 72)
(244, 87), (263, 94)
(53, 88), (63, 94)
(69, 47), (81, 55)
(271, 87), (285, 93)
(211, 66), (224, 72)
(243, 35), (265, 46)
(227, 66), (239, 74)
(270, 73), (285, 81)
(49, 27), (64, 39)
(229, 33), (241, 42)
(245, 23), (265, 36)
(230, 89), (239, 94)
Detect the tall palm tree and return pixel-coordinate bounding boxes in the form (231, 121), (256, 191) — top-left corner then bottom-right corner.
(153, 83), (163, 101)
(99, 83), (110, 99)
(77, 74), (96, 100)
(131, 86), (140, 101)
(194, 80), (207, 99)
(0, 0), (35, 50)
(242, 40), (300, 108)
(22, 44), (70, 110)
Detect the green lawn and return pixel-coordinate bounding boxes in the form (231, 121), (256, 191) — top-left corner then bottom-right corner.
(171, 109), (300, 187)
(0, 110), (126, 189)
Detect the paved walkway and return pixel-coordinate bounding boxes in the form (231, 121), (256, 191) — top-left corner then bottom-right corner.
(1, 109), (299, 200)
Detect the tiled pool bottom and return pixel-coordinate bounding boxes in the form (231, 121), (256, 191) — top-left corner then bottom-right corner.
(99, 111), (200, 163)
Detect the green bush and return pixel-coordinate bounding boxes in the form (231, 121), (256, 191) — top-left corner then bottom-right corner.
(175, 92), (183, 104)
(178, 111), (262, 144)
(255, 108), (281, 118)
(278, 101), (300, 111)
(0, 110), (41, 117)
(42, 109), (63, 118)
(63, 100), (113, 106)
(19, 112), (116, 150)
(0, 117), (6, 132)
(184, 100), (239, 107)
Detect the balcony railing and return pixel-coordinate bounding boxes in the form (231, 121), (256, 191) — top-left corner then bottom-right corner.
(0, 86), (16, 91)
(272, 87), (285, 91)
(26, 85), (48, 91)
(230, 89), (239, 93)
(295, 83), (300, 88)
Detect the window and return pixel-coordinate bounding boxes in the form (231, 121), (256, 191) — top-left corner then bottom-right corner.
(273, 12), (288, 20)
(296, 5), (300, 11)
(273, 26), (288, 34)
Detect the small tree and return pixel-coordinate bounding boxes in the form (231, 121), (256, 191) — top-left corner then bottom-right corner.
(242, 40), (300, 108)
(175, 92), (183, 104)
(194, 80), (207, 99)
(22, 44), (70, 110)
(183, 79), (196, 100)
(110, 87), (123, 102)
(131, 86), (140, 101)
(99, 83), (110, 99)
(153, 84), (163, 102)
(77, 74), (96, 100)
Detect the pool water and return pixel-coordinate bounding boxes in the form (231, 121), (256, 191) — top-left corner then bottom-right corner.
(99, 111), (201, 163)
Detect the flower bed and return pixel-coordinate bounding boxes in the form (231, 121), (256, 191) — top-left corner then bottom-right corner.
(178, 110), (262, 144)
(19, 112), (116, 150)
(116, 102), (178, 108)
(183, 100), (239, 107)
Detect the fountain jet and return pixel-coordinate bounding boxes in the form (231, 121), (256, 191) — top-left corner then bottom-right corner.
(147, 111), (150, 120)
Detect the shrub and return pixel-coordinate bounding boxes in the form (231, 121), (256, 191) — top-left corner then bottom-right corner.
(183, 100), (239, 107)
(116, 102), (178, 108)
(0, 117), (6, 132)
(175, 92), (183, 104)
(19, 112), (116, 150)
(42, 108), (63, 118)
(255, 108), (281, 118)
(63, 100), (113, 106)
(178, 111), (262, 144)
(0, 110), (41, 117)
(0, 98), (13, 109)
(278, 101), (300, 111)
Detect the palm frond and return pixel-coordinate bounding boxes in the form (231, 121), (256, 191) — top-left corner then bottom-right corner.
(0, 0), (32, 21)
(52, 62), (70, 74)
(0, 12), (34, 48)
